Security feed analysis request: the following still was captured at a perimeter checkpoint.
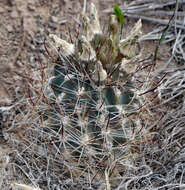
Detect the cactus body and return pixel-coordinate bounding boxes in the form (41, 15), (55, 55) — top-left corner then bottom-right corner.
(47, 3), (142, 161)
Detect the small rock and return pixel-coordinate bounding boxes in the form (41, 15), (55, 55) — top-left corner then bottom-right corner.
(6, 25), (13, 32)
(27, 3), (35, 11)
(10, 9), (19, 18)
(51, 16), (59, 23)
(0, 7), (5, 13)
(15, 60), (24, 67)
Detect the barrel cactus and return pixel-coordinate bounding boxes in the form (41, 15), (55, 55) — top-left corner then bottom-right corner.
(45, 2), (143, 183)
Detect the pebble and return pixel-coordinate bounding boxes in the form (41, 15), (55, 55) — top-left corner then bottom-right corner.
(6, 25), (13, 32)
(51, 16), (59, 23)
(10, 9), (19, 18)
(27, 3), (35, 11)
(0, 7), (5, 13)
(15, 60), (24, 67)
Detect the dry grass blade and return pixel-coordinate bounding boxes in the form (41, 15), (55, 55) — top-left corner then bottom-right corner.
(11, 183), (41, 190)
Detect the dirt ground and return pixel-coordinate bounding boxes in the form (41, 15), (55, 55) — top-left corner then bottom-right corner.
(0, 0), (172, 189)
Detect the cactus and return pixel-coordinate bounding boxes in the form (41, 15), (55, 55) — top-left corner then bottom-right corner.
(46, 2), (142, 168)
